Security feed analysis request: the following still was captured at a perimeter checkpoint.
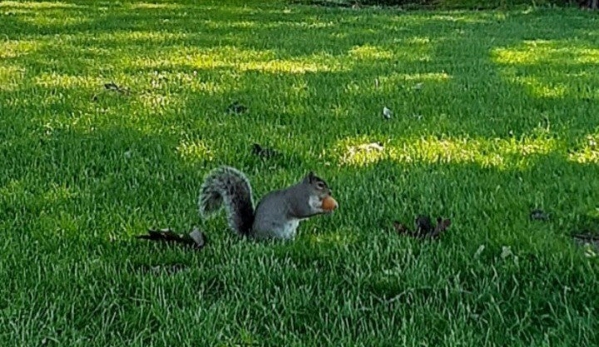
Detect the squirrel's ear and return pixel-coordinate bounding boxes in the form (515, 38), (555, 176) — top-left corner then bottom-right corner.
(303, 171), (315, 183)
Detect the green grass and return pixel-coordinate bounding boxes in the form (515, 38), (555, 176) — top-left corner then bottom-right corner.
(1, 0), (599, 345)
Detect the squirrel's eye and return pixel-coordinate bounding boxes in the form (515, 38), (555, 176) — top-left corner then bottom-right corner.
(316, 182), (325, 190)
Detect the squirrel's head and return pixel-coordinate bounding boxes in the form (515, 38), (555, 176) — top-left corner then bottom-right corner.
(303, 171), (331, 196)
(302, 171), (338, 212)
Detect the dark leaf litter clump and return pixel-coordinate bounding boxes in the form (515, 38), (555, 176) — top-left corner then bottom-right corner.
(530, 209), (550, 221)
(393, 215), (452, 240)
(252, 143), (281, 159)
(92, 81), (131, 101)
(226, 101), (248, 115)
(104, 82), (130, 95)
(136, 227), (206, 250)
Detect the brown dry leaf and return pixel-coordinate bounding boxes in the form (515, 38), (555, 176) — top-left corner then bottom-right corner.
(137, 227), (207, 250)
(393, 215), (452, 240)
(252, 143), (280, 159)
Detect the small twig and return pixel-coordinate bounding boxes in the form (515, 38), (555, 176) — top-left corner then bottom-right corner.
(104, 82), (131, 95)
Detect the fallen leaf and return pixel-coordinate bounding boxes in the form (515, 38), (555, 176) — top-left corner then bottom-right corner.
(393, 221), (414, 236)
(393, 215), (452, 240)
(188, 227), (206, 248)
(501, 246), (512, 259)
(415, 215), (433, 234)
(474, 245), (485, 258)
(137, 227), (207, 250)
(430, 217), (451, 238)
(104, 82), (119, 91)
(252, 143), (280, 159)
(226, 101), (248, 115)
(530, 209), (549, 221)
(584, 245), (598, 258)
(382, 106), (392, 119)
(356, 142), (384, 151)
(104, 82), (130, 95)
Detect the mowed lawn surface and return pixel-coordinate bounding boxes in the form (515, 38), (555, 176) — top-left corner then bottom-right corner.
(1, 0), (599, 345)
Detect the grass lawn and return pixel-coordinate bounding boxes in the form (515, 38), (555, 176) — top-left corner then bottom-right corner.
(2, 0), (599, 345)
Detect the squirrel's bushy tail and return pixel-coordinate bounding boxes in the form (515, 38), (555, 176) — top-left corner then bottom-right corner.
(198, 166), (255, 236)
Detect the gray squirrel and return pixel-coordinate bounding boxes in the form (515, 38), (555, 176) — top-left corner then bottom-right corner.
(198, 166), (338, 240)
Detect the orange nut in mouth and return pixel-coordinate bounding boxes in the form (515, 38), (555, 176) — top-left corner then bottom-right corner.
(322, 196), (338, 212)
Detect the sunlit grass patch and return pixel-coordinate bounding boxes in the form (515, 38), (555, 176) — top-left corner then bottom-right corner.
(102, 31), (189, 44)
(126, 45), (354, 74)
(349, 44), (395, 60)
(336, 137), (389, 166)
(0, 1), (91, 29)
(510, 76), (568, 98)
(335, 135), (560, 169)
(0, 65), (26, 91)
(137, 92), (183, 111)
(304, 231), (358, 248)
(569, 147), (599, 164)
(493, 40), (599, 66)
(127, 46), (277, 69)
(429, 13), (493, 24)
(176, 139), (215, 164)
(20, 13), (91, 27)
(350, 41), (432, 62)
(382, 71), (451, 84)
(492, 39), (599, 100)
(0, 40), (39, 59)
(568, 135), (599, 164)
(128, 2), (184, 10)
(33, 73), (105, 89)
(42, 183), (77, 204)
(0, 1), (82, 9)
